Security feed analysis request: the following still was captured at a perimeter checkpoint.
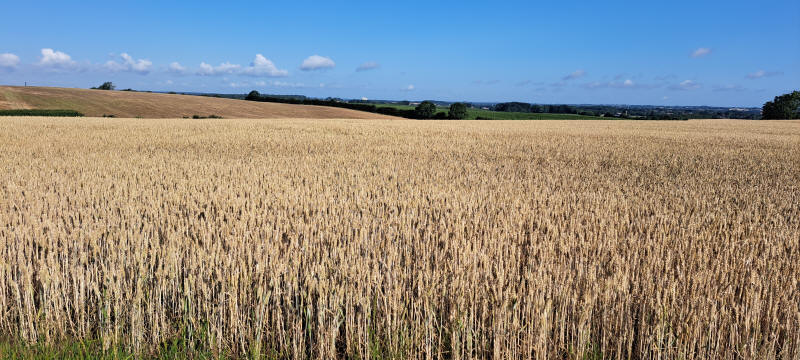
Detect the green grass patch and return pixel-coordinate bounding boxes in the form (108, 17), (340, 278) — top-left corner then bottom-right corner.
(0, 109), (84, 117)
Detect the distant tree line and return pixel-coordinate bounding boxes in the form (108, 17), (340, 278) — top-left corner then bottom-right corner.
(489, 102), (767, 120)
(762, 91), (800, 119)
(245, 91), (470, 119)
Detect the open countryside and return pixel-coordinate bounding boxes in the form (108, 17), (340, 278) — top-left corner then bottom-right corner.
(1, 0), (799, 359)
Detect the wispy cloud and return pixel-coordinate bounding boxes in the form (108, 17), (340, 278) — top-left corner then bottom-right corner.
(403, 84), (415, 91)
(0, 53), (20, 70)
(243, 54), (288, 77)
(104, 53), (152, 74)
(228, 80), (267, 88)
(197, 61), (242, 76)
(38, 48), (77, 69)
(356, 61), (380, 72)
(168, 62), (188, 75)
(584, 79), (658, 90)
(562, 69), (586, 81)
(300, 55), (335, 71)
(515, 80), (535, 87)
(746, 70), (783, 79)
(654, 74), (678, 81)
(690, 47), (711, 58)
(713, 84), (746, 92)
(668, 80), (701, 91)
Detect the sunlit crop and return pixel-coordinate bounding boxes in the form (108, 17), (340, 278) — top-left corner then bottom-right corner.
(1, 117), (798, 359)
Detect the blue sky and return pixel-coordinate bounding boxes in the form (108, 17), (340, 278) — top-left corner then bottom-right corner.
(1, 0), (797, 106)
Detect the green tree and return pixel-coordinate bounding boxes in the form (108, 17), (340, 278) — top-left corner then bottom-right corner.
(245, 90), (261, 101)
(92, 82), (115, 91)
(448, 102), (468, 119)
(762, 90), (800, 119)
(415, 101), (436, 119)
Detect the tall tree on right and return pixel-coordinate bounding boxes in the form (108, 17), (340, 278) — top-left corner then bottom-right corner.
(762, 90), (800, 119)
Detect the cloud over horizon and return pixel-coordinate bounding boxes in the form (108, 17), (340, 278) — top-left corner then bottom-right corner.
(168, 62), (187, 74)
(243, 54), (288, 77)
(104, 53), (152, 74)
(38, 48), (76, 69)
(300, 55), (335, 71)
(584, 79), (654, 90)
(0, 53), (20, 69)
(197, 61), (242, 76)
(562, 70), (586, 81)
(669, 79), (701, 90)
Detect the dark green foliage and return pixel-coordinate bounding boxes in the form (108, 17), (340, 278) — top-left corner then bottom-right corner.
(415, 101), (436, 119)
(433, 111), (448, 119)
(495, 102), (531, 113)
(448, 102), (468, 119)
(0, 109), (84, 117)
(762, 90), (800, 119)
(91, 82), (115, 91)
(245, 90), (261, 101)
(191, 115), (223, 119)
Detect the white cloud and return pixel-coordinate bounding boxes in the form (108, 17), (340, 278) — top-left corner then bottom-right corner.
(227, 80), (267, 88)
(403, 84), (415, 91)
(746, 70), (783, 79)
(38, 48), (76, 69)
(168, 62), (187, 74)
(243, 54), (288, 77)
(562, 69), (586, 81)
(104, 53), (152, 74)
(356, 61), (380, 72)
(690, 48), (711, 58)
(583, 79), (657, 90)
(0, 53), (20, 69)
(197, 61), (241, 76)
(662, 96), (669, 100)
(300, 55), (335, 71)
(272, 81), (308, 88)
(669, 80), (701, 91)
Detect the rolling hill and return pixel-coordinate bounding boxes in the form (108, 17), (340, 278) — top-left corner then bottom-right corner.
(0, 86), (398, 119)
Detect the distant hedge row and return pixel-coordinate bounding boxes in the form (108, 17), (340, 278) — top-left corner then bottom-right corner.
(245, 91), (421, 119)
(0, 109), (84, 117)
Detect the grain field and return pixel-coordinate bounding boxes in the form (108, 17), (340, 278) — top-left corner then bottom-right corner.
(0, 118), (798, 359)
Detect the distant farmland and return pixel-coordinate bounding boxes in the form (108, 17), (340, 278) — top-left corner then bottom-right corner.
(358, 102), (607, 120)
(0, 86), (399, 119)
(1, 117), (798, 359)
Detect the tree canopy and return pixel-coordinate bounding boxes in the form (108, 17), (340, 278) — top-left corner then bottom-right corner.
(415, 101), (436, 119)
(448, 102), (468, 119)
(762, 91), (800, 119)
(92, 82), (115, 91)
(245, 90), (261, 101)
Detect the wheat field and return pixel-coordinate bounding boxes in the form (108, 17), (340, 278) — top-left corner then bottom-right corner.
(0, 117), (798, 359)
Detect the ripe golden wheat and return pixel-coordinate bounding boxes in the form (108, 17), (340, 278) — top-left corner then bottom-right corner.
(0, 117), (798, 359)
